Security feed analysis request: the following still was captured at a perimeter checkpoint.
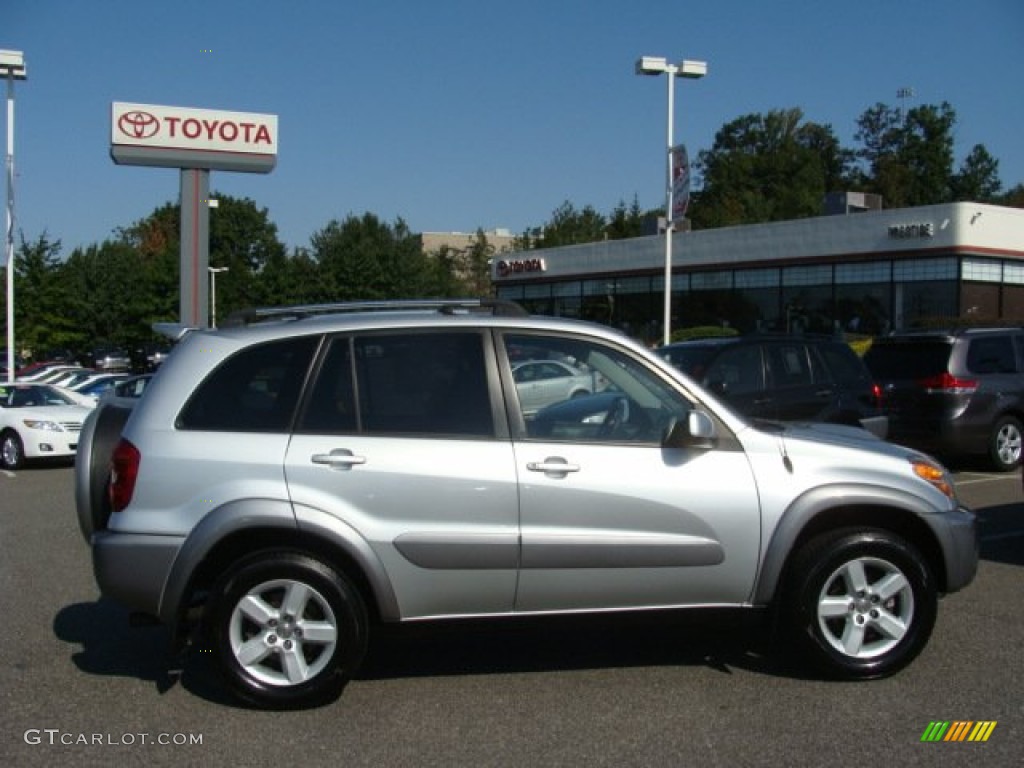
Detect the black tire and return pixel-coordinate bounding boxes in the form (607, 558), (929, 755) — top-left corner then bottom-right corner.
(1, 430), (25, 470)
(207, 550), (368, 709)
(988, 415), (1022, 472)
(785, 528), (937, 679)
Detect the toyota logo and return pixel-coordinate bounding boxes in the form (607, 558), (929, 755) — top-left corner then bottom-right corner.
(118, 110), (160, 139)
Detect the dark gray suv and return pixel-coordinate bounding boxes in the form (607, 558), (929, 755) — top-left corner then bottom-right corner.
(864, 327), (1024, 471)
(659, 335), (887, 438)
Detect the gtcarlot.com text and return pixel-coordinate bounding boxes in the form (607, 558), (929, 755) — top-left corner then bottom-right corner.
(24, 729), (203, 746)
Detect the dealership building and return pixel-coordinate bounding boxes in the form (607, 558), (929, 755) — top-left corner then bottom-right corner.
(491, 201), (1024, 343)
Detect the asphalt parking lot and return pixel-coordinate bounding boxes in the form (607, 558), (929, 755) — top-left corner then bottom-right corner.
(0, 463), (1021, 767)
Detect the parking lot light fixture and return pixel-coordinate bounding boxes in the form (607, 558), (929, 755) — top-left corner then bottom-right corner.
(635, 55), (706, 346)
(1, 49), (26, 382)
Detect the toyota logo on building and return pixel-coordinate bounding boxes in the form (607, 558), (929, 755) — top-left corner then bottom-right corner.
(117, 110), (160, 139)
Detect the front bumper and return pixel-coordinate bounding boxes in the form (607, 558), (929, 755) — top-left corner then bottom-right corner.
(23, 431), (80, 459)
(935, 504), (979, 594)
(92, 531), (184, 618)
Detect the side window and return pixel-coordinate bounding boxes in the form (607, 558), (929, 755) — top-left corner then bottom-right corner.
(704, 345), (763, 396)
(504, 333), (692, 444)
(299, 338), (358, 433)
(967, 336), (1016, 374)
(354, 332), (494, 438)
(177, 336), (319, 432)
(816, 342), (869, 386)
(766, 343), (812, 389)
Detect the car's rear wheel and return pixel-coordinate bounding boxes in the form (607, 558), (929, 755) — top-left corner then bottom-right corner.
(989, 415), (1022, 472)
(1, 430), (25, 470)
(207, 550), (368, 709)
(786, 528), (936, 679)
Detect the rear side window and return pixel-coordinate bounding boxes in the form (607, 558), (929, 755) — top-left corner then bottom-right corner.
(966, 336), (1017, 374)
(302, 331), (494, 438)
(816, 342), (870, 386)
(864, 341), (952, 379)
(177, 336), (319, 432)
(765, 343), (812, 388)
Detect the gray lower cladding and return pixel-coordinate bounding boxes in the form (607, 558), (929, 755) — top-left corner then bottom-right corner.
(939, 505), (980, 593)
(394, 532), (725, 569)
(92, 531), (184, 616)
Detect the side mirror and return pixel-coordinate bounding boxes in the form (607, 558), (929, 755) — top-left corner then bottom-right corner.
(663, 410), (716, 449)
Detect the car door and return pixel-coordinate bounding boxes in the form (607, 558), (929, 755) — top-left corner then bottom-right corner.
(499, 331), (762, 613)
(284, 329), (520, 620)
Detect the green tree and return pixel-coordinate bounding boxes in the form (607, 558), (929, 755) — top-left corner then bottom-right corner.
(8, 234), (81, 357)
(691, 108), (847, 227)
(951, 144), (1002, 202)
(853, 102), (962, 207)
(310, 213), (433, 300)
(605, 196), (648, 240)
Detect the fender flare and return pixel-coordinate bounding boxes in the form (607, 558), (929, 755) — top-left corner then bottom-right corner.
(752, 483), (944, 606)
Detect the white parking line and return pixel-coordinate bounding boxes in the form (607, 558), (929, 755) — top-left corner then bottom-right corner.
(954, 474), (1021, 486)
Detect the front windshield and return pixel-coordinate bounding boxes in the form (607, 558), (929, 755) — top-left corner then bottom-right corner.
(0, 384), (76, 408)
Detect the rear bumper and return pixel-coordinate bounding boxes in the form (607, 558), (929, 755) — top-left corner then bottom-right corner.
(92, 531), (184, 618)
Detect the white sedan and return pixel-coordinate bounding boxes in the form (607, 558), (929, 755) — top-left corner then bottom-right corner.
(511, 359), (602, 417)
(0, 383), (93, 469)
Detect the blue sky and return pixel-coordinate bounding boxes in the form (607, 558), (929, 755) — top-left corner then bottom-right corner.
(4, 0), (1023, 254)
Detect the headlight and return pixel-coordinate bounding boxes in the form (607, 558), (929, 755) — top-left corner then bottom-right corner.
(911, 458), (955, 499)
(22, 419), (63, 432)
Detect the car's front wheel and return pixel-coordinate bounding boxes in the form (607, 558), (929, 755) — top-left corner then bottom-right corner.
(786, 528), (936, 679)
(207, 550), (368, 709)
(989, 415), (1022, 472)
(1, 430), (25, 470)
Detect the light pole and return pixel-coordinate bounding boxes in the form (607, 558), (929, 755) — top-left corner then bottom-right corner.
(635, 55), (706, 346)
(208, 266), (228, 328)
(1, 50), (26, 382)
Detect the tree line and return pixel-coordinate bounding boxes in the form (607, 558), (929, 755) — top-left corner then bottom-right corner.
(2, 99), (1020, 361)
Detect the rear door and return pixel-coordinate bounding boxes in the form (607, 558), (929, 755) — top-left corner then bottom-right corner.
(284, 329), (520, 620)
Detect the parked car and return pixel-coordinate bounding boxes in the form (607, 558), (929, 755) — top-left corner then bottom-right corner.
(102, 374), (153, 402)
(658, 334), (887, 438)
(87, 346), (132, 372)
(76, 299), (976, 709)
(0, 383), (92, 469)
(71, 374), (131, 404)
(511, 358), (603, 417)
(864, 327), (1024, 471)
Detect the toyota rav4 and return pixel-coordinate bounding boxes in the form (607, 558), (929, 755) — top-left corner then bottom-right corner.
(75, 299), (978, 708)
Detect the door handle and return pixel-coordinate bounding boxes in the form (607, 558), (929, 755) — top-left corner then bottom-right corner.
(526, 457), (581, 476)
(311, 449), (366, 469)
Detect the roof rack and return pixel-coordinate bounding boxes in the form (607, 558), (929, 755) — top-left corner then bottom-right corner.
(220, 298), (528, 328)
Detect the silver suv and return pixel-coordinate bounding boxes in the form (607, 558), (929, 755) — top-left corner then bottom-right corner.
(76, 300), (978, 708)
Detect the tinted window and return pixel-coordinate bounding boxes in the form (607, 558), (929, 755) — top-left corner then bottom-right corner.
(966, 336), (1017, 374)
(177, 336), (319, 432)
(816, 342), (870, 386)
(863, 340), (953, 379)
(660, 345), (720, 378)
(704, 345), (763, 396)
(299, 338), (358, 433)
(354, 332), (493, 437)
(765, 343), (812, 388)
